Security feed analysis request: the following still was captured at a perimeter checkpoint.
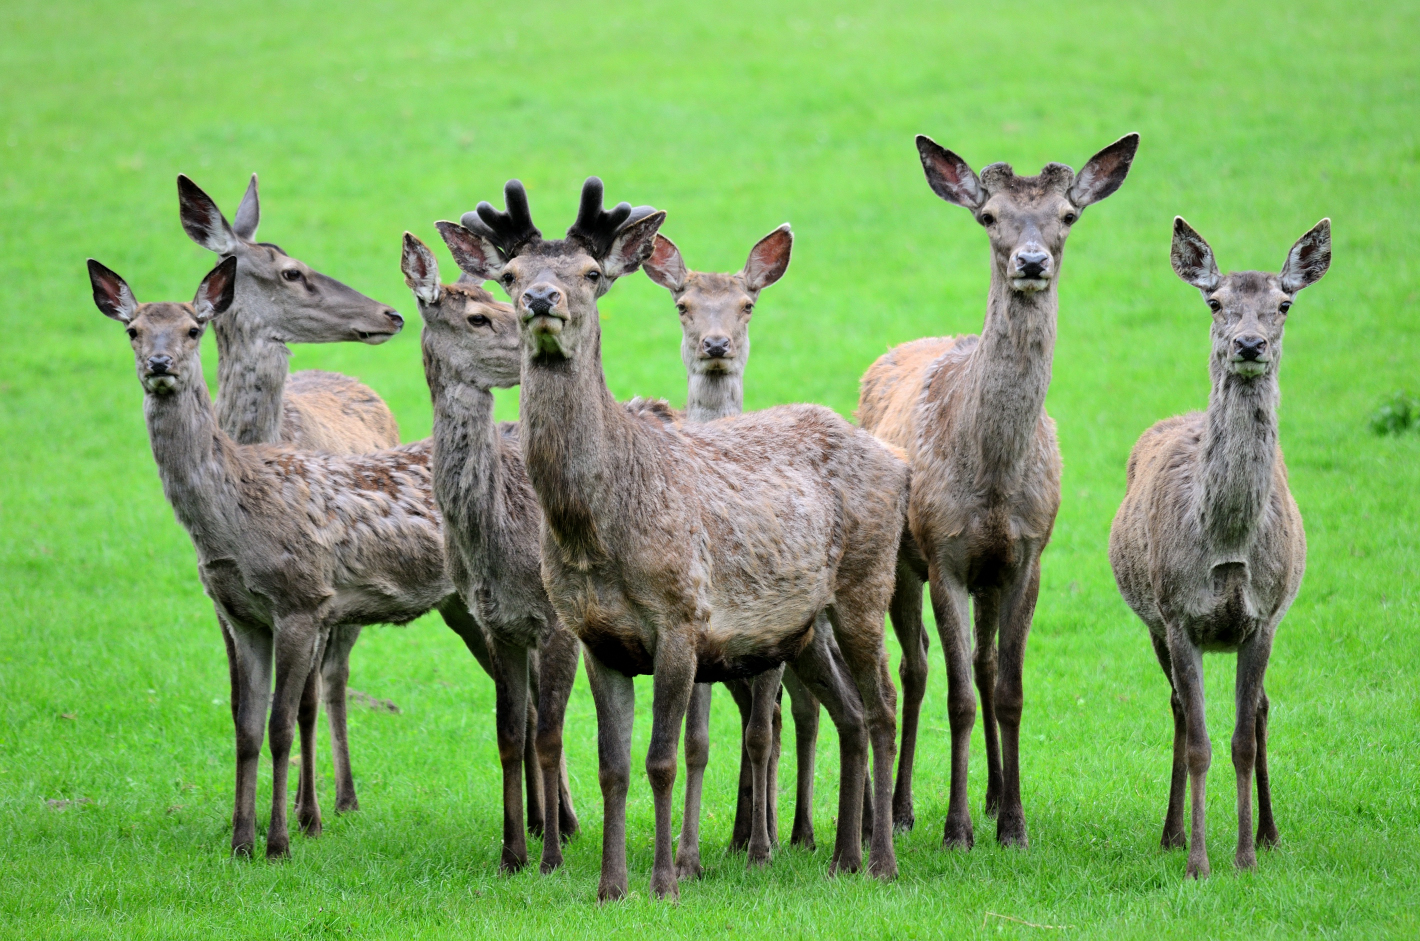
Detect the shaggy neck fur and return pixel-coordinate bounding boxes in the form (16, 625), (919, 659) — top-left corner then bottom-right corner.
(143, 369), (241, 556)
(213, 296), (291, 445)
(425, 345), (504, 574)
(686, 370), (743, 423)
(1199, 356), (1280, 552)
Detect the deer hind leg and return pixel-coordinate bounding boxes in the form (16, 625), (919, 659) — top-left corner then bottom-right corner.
(295, 640), (324, 837)
(745, 665), (786, 867)
(534, 626), (580, 872)
(782, 665), (820, 850)
(226, 618), (272, 858)
(266, 613), (323, 860)
(489, 637), (531, 874)
(768, 687), (783, 847)
(725, 678), (755, 851)
(993, 559), (1040, 848)
(583, 648), (635, 903)
(929, 565), (976, 850)
(646, 631), (697, 901)
(677, 682), (713, 879)
(523, 657), (545, 841)
(1254, 684), (1278, 849)
(1149, 631), (1188, 849)
(319, 623), (363, 814)
(888, 561), (928, 833)
(1233, 629), (1276, 871)
(972, 588), (1003, 820)
(1167, 628), (1211, 878)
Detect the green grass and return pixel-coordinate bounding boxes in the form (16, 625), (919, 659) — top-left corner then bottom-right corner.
(2, 0), (1417, 937)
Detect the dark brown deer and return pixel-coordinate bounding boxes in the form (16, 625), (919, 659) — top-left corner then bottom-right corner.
(440, 178), (907, 901)
(858, 134), (1139, 848)
(1110, 217), (1328, 877)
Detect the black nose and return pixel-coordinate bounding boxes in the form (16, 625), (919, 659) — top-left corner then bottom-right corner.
(1236, 336), (1268, 361)
(147, 355), (173, 374)
(702, 336), (731, 359)
(522, 286), (561, 315)
(384, 309), (403, 330)
(1016, 251), (1049, 278)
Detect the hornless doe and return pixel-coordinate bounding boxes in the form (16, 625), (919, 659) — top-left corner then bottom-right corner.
(1110, 217), (1329, 878)
(401, 233), (582, 873)
(858, 134), (1139, 847)
(440, 178), (907, 900)
(88, 257), (452, 860)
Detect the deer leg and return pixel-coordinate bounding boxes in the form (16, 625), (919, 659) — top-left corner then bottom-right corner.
(319, 623), (362, 814)
(524, 688), (544, 841)
(534, 626), (580, 872)
(266, 614), (322, 860)
(295, 639), (324, 837)
(583, 648), (635, 903)
(993, 560), (1039, 848)
(789, 627), (868, 876)
(782, 665), (819, 850)
(677, 682), (712, 879)
(489, 637), (531, 873)
(1255, 685), (1278, 849)
(1149, 631), (1188, 849)
(1167, 627), (1211, 878)
(768, 687), (783, 847)
(745, 665), (785, 867)
(725, 678), (755, 851)
(888, 561), (928, 833)
(646, 632), (697, 901)
(1232, 629), (1275, 871)
(972, 589), (1003, 819)
(929, 566), (975, 850)
(226, 619), (271, 858)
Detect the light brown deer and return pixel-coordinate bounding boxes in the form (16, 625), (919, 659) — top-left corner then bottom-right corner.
(644, 225), (838, 859)
(401, 232), (581, 873)
(87, 257), (453, 860)
(1109, 217), (1329, 878)
(858, 134), (1139, 848)
(441, 178), (907, 901)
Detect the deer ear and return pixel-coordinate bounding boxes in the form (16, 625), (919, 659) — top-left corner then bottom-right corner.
(437, 221), (505, 281)
(604, 211), (667, 279)
(743, 224), (793, 292)
(193, 255), (238, 323)
(1170, 217), (1220, 293)
(1280, 218), (1331, 294)
(232, 174), (260, 241)
(644, 234), (688, 292)
(1069, 133), (1139, 207)
(917, 136), (984, 209)
(87, 259), (138, 323)
(401, 232), (442, 305)
(178, 175), (242, 255)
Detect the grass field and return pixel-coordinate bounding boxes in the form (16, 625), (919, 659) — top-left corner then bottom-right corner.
(2, 0), (1418, 937)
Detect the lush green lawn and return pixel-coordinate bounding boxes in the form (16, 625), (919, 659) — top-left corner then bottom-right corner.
(2, 0), (1417, 937)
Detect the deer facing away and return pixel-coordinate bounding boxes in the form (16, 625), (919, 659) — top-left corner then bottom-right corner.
(858, 133), (1139, 848)
(1109, 217), (1329, 878)
(441, 178), (908, 900)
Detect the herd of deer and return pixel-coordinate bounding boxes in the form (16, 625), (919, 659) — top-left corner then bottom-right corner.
(83, 130), (1332, 898)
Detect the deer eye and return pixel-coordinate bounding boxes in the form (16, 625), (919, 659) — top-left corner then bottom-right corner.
(1208, 299), (1223, 312)
(585, 269), (601, 283)
(467, 314), (490, 327)
(743, 303), (754, 314)
(979, 211), (996, 226)
(126, 327), (138, 340)
(501, 273), (515, 286)
(1279, 301), (1292, 314)
(676, 303), (688, 316)
(188, 326), (201, 339)
(1062, 211), (1078, 225)
(281, 269), (302, 282)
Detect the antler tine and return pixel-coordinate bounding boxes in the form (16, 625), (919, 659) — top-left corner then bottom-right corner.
(461, 179), (541, 258)
(566, 176), (635, 257)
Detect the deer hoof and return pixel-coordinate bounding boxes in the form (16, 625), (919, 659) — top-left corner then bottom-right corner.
(649, 871), (680, 901)
(1161, 826), (1187, 850)
(1185, 856), (1211, 879)
(1257, 824), (1279, 849)
(499, 848), (528, 874)
(995, 813), (1029, 849)
(676, 856), (704, 880)
(942, 815), (975, 850)
(264, 837), (290, 861)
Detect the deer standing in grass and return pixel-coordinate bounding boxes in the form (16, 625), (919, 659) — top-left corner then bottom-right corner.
(441, 178), (907, 901)
(1110, 217), (1329, 878)
(88, 257), (455, 860)
(180, 177), (573, 853)
(401, 232), (582, 873)
(858, 134), (1139, 848)
(644, 226), (842, 858)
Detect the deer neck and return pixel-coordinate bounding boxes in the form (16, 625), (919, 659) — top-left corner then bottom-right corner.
(426, 350), (502, 552)
(960, 275), (1058, 480)
(686, 369), (743, 422)
(213, 299), (292, 446)
(1198, 361), (1280, 552)
(143, 369), (242, 555)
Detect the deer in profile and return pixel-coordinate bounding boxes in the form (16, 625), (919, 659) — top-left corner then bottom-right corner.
(440, 178), (907, 901)
(644, 225), (845, 861)
(1110, 217), (1329, 878)
(858, 134), (1139, 848)
(400, 232), (582, 873)
(87, 257), (455, 860)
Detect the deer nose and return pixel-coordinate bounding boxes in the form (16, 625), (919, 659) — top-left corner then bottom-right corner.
(702, 336), (731, 359)
(1016, 251), (1050, 278)
(1235, 336), (1268, 361)
(146, 354), (173, 374)
(383, 309), (404, 331)
(522, 285), (561, 316)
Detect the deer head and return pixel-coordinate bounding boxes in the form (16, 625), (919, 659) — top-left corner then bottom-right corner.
(88, 257), (237, 395)
(644, 224), (792, 380)
(177, 174), (403, 343)
(916, 134), (1139, 294)
(1171, 217), (1331, 380)
(400, 232), (522, 391)
(435, 178), (664, 361)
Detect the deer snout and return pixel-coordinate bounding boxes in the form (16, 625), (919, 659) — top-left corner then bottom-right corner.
(521, 285), (564, 320)
(146, 354), (173, 375)
(1014, 250), (1051, 279)
(701, 336), (731, 359)
(1234, 335), (1268, 362)
(383, 309), (404, 331)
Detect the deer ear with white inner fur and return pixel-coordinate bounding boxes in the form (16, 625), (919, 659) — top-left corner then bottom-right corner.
(644, 234), (688, 293)
(401, 232), (442, 305)
(87, 259), (138, 323)
(603, 211), (667, 280)
(1068, 133), (1140, 207)
(193, 255), (238, 323)
(437, 221), (505, 281)
(743, 223), (793, 292)
(1170, 217), (1221, 294)
(917, 136), (984, 210)
(232, 174), (260, 241)
(1280, 218), (1331, 294)
(177, 174), (242, 255)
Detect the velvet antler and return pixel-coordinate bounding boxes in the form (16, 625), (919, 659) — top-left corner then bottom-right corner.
(565, 177), (657, 258)
(460, 179), (542, 258)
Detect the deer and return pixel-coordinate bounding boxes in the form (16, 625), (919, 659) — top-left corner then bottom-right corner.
(1109, 217), (1329, 878)
(400, 232), (582, 873)
(644, 225), (843, 860)
(87, 256), (458, 860)
(438, 177), (908, 901)
(857, 133), (1140, 849)
(179, 176), (573, 848)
